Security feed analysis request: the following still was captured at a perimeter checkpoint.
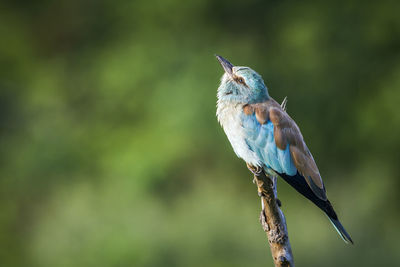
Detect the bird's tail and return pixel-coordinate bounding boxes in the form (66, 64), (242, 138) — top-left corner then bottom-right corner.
(324, 203), (353, 244)
(277, 171), (353, 244)
(328, 216), (353, 244)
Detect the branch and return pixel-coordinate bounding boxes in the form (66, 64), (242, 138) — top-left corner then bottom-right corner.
(248, 165), (294, 267)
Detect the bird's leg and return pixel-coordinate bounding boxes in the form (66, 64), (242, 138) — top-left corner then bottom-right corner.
(247, 164), (264, 196)
(246, 163), (263, 177)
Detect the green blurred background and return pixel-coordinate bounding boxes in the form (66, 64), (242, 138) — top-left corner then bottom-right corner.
(1, 0), (400, 266)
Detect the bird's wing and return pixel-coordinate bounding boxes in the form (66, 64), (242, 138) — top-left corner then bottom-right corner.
(242, 99), (327, 201)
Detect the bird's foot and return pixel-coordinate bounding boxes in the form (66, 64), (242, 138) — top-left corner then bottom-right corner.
(247, 163), (263, 177)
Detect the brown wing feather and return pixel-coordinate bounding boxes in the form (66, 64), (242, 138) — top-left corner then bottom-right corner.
(249, 99), (327, 201)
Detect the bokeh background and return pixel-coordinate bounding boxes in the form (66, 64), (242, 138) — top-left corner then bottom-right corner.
(1, 0), (400, 266)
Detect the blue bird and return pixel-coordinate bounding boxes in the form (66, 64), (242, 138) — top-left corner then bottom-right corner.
(215, 55), (353, 244)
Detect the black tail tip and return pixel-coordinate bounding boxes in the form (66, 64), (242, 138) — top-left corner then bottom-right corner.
(329, 217), (354, 245)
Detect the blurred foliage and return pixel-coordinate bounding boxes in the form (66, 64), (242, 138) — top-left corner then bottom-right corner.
(1, 0), (400, 266)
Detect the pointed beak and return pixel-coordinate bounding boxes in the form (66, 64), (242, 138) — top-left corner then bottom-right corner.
(216, 55), (233, 76)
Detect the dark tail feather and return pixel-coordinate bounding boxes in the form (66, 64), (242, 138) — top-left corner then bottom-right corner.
(278, 171), (353, 244)
(328, 216), (354, 244)
(324, 200), (354, 244)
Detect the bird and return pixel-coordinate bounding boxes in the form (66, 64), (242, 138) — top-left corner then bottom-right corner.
(215, 55), (353, 244)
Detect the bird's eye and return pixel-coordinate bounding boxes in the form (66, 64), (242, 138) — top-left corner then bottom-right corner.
(235, 77), (245, 85)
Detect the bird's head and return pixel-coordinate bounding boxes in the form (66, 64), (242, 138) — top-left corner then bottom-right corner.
(216, 55), (269, 104)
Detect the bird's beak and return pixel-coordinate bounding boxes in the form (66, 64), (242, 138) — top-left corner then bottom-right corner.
(216, 55), (233, 76)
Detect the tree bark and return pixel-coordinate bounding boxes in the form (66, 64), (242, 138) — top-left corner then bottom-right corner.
(248, 165), (294, 267)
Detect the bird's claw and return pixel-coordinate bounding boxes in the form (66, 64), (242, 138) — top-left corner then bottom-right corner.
(247, 163), (263, 176)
